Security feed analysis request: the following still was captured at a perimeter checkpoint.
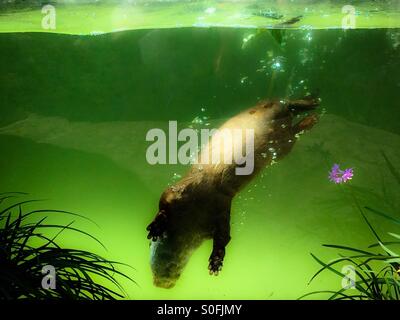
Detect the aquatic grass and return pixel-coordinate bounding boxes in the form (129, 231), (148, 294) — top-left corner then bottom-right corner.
(301, 151), (400, 300)
(0, 193), (135, 300)
(300, 230), (400, 300)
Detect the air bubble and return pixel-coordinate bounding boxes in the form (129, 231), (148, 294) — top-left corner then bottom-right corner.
(171, 173), (182, 183)
(192, 116), (203, 125)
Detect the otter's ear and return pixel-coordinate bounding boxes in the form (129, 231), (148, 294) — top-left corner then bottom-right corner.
(146, 210), (168, 241)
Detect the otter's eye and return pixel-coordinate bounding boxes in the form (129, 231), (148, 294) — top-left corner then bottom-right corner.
(159, 200), (169, 212)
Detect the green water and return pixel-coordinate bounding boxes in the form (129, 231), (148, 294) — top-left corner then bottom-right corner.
(1, 2), (400, 300)
(1, 0), (400, 32)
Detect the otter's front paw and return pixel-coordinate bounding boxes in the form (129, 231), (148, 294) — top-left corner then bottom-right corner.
(146, 210), (168, 241)
(208, 250), (224, 276)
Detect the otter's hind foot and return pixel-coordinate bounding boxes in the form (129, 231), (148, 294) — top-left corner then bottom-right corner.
(287, 97), (319, 114)
(146, 210), (168, 241)
(293, 113), (319, 134)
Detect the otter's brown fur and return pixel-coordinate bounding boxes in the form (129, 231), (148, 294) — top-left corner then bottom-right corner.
(147, 97), (319, 288)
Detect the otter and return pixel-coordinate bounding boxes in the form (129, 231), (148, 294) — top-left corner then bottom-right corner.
(147, 97), (319, 288)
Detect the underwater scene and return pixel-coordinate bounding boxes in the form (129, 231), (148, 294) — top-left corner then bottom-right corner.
(1, 0), (400, 300)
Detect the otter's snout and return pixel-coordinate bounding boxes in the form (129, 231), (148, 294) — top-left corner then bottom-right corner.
(153, 276), (177, 289)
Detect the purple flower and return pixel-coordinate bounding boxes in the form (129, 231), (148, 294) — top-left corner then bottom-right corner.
(329, 164), (353, 184)
(341, 168), (354, 182)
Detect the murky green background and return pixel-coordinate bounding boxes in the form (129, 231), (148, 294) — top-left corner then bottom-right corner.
(0, 3), (400, 299)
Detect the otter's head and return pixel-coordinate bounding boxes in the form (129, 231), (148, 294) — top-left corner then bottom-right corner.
(148, 185), (206, 288)
(150, 230), (203, 288)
